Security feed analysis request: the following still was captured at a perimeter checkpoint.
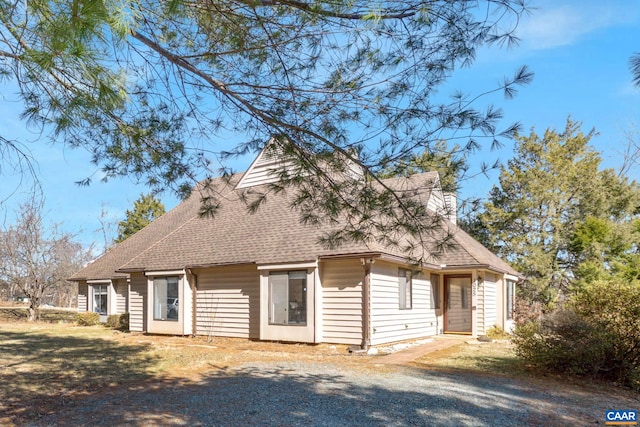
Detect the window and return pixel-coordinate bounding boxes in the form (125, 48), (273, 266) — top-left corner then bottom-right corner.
(92, 284), (108, 315)
(506, 280), (515, 320)
(269, 271), (307, 325)
(430, 274), (440, 309)
(461, 285), (469, 309)
(153, 277), (179, 321)
(399, 268), (412, 310)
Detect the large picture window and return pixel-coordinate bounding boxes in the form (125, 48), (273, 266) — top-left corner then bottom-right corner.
(92, 284), (108, 315)
(399, 268), (412, 310)
(269, 271), (307, 325)
(153, 277), (179, 321)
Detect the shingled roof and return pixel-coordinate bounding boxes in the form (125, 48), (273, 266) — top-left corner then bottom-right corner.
(68, 184), (203, 281)
(71, 169), (519, 281)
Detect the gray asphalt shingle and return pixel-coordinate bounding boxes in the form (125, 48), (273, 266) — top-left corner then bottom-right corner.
(72, 172), (519, 280)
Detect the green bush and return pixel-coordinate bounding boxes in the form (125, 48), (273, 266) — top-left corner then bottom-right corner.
(513, 279), (640, 389)
(75, 311), (100, 326)
(105, 313), (130, 330)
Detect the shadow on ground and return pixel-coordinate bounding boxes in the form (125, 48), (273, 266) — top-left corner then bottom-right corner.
(0, 329), (156, 424)
(31, 361), (638, 427)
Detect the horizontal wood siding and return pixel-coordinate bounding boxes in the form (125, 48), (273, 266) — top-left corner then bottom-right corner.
(195, 265), (260, 339)
(114, 279), (128, 314)
(484, 273), (497, 332)
(77, 281), (88, 312)
(183, 277), (194, 335)
(477, 275), (485, 334)
(320, 259), (363, 345)
(427, 186), (444, 213)
(236, 147), (297, 189)
(370, 261), (437, 346)
(129, 273), (147, 332)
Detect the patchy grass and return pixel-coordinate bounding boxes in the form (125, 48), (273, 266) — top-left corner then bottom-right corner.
(0, 322), (157, 424)
(0, 321), (355, 424)
(485, 326), (511, 340)
(412, 340), (531, 378)
(2, 323), (634, 426)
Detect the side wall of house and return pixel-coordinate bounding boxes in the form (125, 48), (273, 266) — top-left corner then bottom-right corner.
(129, 273), (147, 332)
(114, 279), (128, 314)
(183, 276), (194, 336)
(370, 261), (436, 345)
(427, 185), (444, 213)
(77, 281), (88, 312)
(477, 274), (485, 335)
(483, 273), (497, 333)
(320, 259), (363, 345)
(195, 265), (260, 339)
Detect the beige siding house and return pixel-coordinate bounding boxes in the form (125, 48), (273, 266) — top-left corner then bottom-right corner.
(71, 145), (520, 347)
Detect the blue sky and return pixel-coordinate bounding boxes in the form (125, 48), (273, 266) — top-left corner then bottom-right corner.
(1, 0), (639, 252)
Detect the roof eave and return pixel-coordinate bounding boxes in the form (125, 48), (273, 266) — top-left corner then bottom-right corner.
(318, 252), (441, 270)
(318, 252), (383, 261)
(441, 263), (521, 277)
(116, 267), (147, 274)
(68, 272), (130, 282)
(186, 261), (256, 270)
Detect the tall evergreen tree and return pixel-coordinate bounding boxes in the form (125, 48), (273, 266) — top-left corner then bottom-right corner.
(378, 140), (469, 193)
(467, 119), (640, 307)
(115, 194), (166, 243)
(0, 1), (532, 261)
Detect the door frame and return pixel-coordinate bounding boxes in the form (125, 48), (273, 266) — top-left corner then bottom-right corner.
(443, 274), (473, 334)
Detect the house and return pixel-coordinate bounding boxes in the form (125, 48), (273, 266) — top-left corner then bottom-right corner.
(70, 145), (519, 347)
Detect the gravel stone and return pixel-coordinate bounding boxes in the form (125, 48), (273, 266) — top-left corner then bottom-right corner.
(32, 360), (638, 426)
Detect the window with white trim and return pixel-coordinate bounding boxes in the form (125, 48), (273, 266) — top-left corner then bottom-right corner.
(269, 271), (307, 325)
(153, 277), (179, 322)
(92, 284), (108, 315)
(399, 268), (412, 310)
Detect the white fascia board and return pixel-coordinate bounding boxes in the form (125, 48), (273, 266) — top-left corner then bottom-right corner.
(144, 270), (185, 277)
(257, 261), (318, 270)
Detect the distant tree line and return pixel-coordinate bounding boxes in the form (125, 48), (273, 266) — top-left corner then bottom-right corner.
(0, 199), (93, 320)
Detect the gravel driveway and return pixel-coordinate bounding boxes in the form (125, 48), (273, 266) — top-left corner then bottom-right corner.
(33, 360), (637, 426)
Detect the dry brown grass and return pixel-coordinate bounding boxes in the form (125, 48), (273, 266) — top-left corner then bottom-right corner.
(2, 321), (635, 426)
(411, 340), (534, 378)
(0, 307), (78, 323)
(0, 321), (368, 424)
